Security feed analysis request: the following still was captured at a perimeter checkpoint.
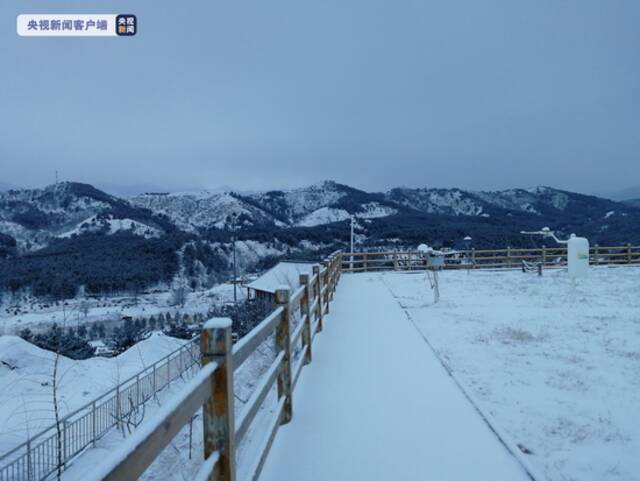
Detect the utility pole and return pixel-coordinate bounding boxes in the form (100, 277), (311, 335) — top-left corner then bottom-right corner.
(350, 215), (355, 271)
(232, 213), (237, 306)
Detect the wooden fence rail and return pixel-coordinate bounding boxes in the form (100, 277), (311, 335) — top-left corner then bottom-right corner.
(339, 244), (640, 272)
(33, 244), (635, 481)
(89, 251), (343, 481)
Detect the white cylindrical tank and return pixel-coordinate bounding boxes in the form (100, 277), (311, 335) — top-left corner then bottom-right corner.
(417, 244), (430, 254)
(567, 234), (589, 278)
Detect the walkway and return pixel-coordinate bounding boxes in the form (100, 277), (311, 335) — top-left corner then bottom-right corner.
(259, 273), (533, 481)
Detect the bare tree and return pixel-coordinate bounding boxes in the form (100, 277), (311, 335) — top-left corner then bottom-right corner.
(170, 278), (188, 307)
(52, 348), (63, 481)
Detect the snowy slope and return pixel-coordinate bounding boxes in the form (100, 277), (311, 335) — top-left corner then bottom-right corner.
(58, 215), (163, 239)
(0, 332), (187, 453)
(297, 207), (350, 227)
(242, 181), (349, 223)
(297, 202), (397, 227)
(0, 182), (170, 251)
(130, 191), (282, 232)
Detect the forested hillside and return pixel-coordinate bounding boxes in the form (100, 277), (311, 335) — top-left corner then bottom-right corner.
(1, 181), (639, 301)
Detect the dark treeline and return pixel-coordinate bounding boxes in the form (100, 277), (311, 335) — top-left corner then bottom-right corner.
(19, 323), (95, 360)
(0, 232), (182, 299)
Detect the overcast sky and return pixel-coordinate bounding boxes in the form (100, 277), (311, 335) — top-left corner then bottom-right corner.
(1, 1), (638, 194)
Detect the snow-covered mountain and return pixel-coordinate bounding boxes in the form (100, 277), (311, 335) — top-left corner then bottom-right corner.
(129, 181), (398, 231)
(0, 182), (173, 251)
(130, 191), (282, 232)
(3, 181), (639, 254)
(387, 186), (577, 217)
(1, 180), (639, 302)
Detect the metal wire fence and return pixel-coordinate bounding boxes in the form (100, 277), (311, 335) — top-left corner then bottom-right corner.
(0, 337), (200, 481)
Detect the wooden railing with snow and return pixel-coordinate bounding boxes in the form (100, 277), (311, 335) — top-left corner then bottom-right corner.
(340, 244), (640, 272)
(90, 251), (342, 481)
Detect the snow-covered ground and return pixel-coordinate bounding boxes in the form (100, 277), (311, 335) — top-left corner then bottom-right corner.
(0, 282), (244, 335)
(260, 273), (534, 481)
(0, 332), (188, 454)
(382, 266), (640, 481)
(8, 265), (636, 481)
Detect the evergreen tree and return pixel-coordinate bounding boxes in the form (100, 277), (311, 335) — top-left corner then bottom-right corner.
(23, 323), (95, 359)
(77, 325), (88, 339)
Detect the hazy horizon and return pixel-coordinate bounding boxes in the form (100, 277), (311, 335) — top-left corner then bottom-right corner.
(2, 177), (639, 202)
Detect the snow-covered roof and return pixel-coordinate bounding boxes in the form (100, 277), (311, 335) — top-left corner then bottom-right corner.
(246, 261), (316, 294)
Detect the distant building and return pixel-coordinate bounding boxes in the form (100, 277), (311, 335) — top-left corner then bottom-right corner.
(89, 340), (115, 357)
(246, 261), (317, 302)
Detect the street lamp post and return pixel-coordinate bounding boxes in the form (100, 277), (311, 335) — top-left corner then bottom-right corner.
(350, 215), (355, 271)
(232, 213), (238, 306)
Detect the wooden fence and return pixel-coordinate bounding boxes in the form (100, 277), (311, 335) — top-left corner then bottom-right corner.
(89, 251), (342, 481)
(340, 244), (640, 272)
(47, 244), (638, 481)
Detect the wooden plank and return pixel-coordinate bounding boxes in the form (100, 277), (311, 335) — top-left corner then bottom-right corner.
(93, 362), (217, 481)
(202, 320), (235, 481)
(194, 451), (220, 481)
(313, 265), (324, 331)
(308, 298), (319, 320)
(292, 346), (308, 392)
(289, 285), (306, 306)
(290, 314), (307, 350)
(311, 320), (320, 342)
(232, 307), (283, 368)
(248, 399), (285, 481)
(235, 352), (284, 443)
(299, 273), (313, 365)
(275, 288), (293, 424)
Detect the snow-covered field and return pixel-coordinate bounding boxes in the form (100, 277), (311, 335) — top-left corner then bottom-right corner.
(382, 266), (640, 481)
(0, 332), (188, 454)
(5, 265), (637, 481)
(0, 282), (244, 335)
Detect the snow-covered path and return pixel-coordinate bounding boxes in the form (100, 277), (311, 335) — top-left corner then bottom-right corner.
(259, 273), (532, 481)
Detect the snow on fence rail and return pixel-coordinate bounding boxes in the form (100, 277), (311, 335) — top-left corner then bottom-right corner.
(341, 244), (640, 272)
(86, 252), (342, 481)
(0, 339), (200, 481)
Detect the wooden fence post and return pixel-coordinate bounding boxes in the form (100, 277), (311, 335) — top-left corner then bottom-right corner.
(299, 274), (312, 365)
(275, 287), (293, 424)
(628, 243), (632, 264)
(594, 244), (599, 265)
(471, 248), (476, 268)
(330, 257), (337, 297)
(201, 318), (236, 481)
(323, 261), (331, 313)
(506, 246), (511, 268)
(364, 252), (368, 272)
(542, 246), (547, 266)
(313, 265), (323, 332)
